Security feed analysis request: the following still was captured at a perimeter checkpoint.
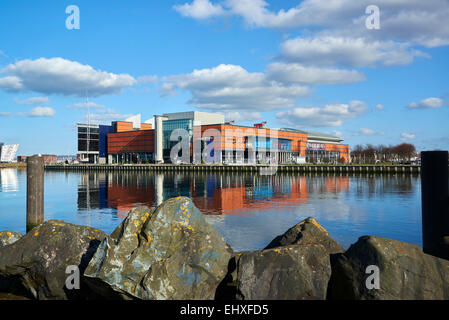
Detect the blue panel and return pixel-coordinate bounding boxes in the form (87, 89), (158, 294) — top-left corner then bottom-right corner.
(99, 125), (115, 157)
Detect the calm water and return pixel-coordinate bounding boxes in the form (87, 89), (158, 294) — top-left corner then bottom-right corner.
(0, 168), (422, 251)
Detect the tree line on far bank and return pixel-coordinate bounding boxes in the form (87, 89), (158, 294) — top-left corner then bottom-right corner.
(350, 143), (417, 164)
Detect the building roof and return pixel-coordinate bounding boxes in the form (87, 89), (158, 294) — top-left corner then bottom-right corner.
(280, 128), (343, 142)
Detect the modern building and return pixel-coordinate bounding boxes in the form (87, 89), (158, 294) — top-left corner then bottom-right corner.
(77, 115), (153, 164)
(77, 123), (100, 164)
(77, 111), (350, 164)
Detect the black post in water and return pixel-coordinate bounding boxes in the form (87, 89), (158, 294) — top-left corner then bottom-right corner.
(421, 151), (449, 259)
(26, 155), (44, 232)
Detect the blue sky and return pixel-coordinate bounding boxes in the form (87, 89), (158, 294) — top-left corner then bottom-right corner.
(1, 0), (448, 155)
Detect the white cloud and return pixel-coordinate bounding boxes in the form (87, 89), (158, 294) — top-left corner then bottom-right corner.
(266, 62), (366, 85)
(137, 75), (158, 84)
(66, 101), (105, 111)
(0, 57), (136, 97)
(14, 96), (49, 105)
(174, 0), (226, 19)
(218, 110), (262, 123)
(162, 64), (312, 111)
(27, 106), (55, 117)
(279, 36), (428, 68)
(333, 130), (344, 139)
(0, 76), (23, 91)
(159, 82), (177, 96)
(407, 97), (444, 109)
(375, 104), (384, 110)
(174, 0), (449, 48)
(401, 132), (416, 140)
(0, 112), (11, 117)
(86, 108), (135, 123)
(275, 100), (368, 127)
(354, 128), (385, 136)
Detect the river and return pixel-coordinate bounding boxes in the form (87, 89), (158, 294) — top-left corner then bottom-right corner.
(0, 168), (422, 251)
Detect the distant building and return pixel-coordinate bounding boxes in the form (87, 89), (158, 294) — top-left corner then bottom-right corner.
(17, 155), (57, 164)
(0, 144), (19, 163)
(80, 111), (349, 164)
(57, 155), (77, 163)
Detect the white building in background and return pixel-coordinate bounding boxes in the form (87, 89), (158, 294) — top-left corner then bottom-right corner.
(0, 144), (19, 163)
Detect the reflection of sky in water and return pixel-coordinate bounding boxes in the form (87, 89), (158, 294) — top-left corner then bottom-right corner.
(0, 169), (422, 251)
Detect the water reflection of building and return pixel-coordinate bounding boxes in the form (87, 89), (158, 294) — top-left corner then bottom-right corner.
(77, 172), (351, 217)
(191, 175), (309, 215)
(0, 168), (19, 192)
(77, 172), (106, 210)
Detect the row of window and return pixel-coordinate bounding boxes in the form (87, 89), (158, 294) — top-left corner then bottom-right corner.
(78, 127), (99, 134)
(78, 140), (99, 152)
(78, 134), (99, 140)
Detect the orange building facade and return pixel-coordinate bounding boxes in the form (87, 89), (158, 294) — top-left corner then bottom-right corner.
(102, 112), (349, 164)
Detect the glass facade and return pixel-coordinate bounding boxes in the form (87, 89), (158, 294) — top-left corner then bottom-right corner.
(252, 137), (291, 151)
(162, 119), (193, 160)
(78, 126), (99, 152)
(306, 149), (340, 163)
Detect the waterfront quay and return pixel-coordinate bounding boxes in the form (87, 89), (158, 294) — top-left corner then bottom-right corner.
(45, 163), (422, 174)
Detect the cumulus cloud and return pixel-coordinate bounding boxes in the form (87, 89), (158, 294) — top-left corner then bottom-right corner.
(266, 62), (366, 85)
(401, 132), (416, 140)
(14, 96), (49, 105)
(0, 76), (23, 91)
(0, 57), (136, 97)
(275, 100), (368, 127)
(174, 0), (226, 19)
(174, 0), (449, 47)
(26, 106), (55, 117)
(162, 64), (312, 111)
(0, 112), (11, 117)
(407, 97), (444, 109)
(375, 104), (384, 110)
(279, 36), (428, 68)
(354, 128), (385, 136)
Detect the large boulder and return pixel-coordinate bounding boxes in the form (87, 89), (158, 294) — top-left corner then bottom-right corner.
(84, 197), (233, 300)
(0, 220), (106, 300)
(328, 236), (449, 300)
(265, 217), (344, 254)
(0, 231), (23, 247)
(234, 244), (332, 300)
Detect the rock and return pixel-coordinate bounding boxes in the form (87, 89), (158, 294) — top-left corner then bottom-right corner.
(265, 217), (344, 254)
(0, 220), (106, 300)
(327, 236), (449, 300)
(84, 197), (233, 300)
(234, 244), (331, 300)
(0, 231), (23, 247)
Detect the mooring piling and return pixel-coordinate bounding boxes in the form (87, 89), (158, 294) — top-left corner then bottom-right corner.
(421, 150), (449, 260)
(26, 155), (44, 232)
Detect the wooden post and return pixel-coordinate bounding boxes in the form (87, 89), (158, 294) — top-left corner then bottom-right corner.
(421, 151), (449, 259)
(26, 155), (44, 232)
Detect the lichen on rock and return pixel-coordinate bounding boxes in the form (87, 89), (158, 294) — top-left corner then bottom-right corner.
(84, 197), (233, 300)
